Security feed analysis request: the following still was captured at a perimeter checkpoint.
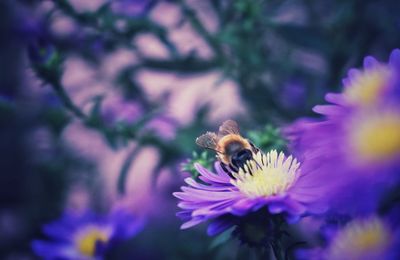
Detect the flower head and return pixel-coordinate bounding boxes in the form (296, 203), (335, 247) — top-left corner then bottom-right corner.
(298, 216), (400, 260)
(332, 49), (400, 108)
(230, 151), (300, 198)
(286, 49), (400, 215)
(32, 209), (144, 259)
(347, 107), (400, 164)
(343, 62), (391, 107)
(174, 149), (324, 235)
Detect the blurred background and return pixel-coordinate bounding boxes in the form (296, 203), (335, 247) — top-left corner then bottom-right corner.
(1, 0), (400, 259)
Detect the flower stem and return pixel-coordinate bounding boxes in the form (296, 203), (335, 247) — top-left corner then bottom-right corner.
(271, 240), (285, 260)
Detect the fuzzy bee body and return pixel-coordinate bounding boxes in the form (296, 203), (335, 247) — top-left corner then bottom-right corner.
(196, 120), (258, 172)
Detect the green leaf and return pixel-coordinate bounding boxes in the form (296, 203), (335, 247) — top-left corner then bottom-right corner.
(247, 124), (287, 152)
(209, 227), (234, 250)
(181, 151), (214, 179)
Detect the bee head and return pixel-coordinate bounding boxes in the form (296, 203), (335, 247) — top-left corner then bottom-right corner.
(231, 149), (253, 169)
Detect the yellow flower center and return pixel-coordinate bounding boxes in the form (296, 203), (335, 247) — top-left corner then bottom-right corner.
(350, 110), (400, 163)
(328, 217), (391, 260)
(230, 150), (300, 198)
(75, 226), (110, 257)
(343, 66), (391, 106)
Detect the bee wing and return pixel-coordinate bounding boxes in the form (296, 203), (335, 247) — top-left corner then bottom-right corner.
(218, 120), (240, 137)
(196, 132), (218, 150)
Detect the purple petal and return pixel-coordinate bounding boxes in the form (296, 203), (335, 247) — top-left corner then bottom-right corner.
(207, 218), (235, 236)
(31, 240), (76, 259)
(214, 162), (231, 180)
(348, 68), (361, 78)
(194, 163), (230, 184)
(181, 217), (205, 229)
(183, 178), (233, 191)
(389, 49), (400, 68)
(283, 199), (307, 215)
(268, 202), (285, 214)
(312, 105), (345, 116)
(285, 214), (300, 224)
(179, 186), (241, 201)
(363, 56), (379, 69)
(325, 93), (345, 105)
(192, 199), (238, 217)
(176, 210), (192, 220)
(230, 198), (258, 216)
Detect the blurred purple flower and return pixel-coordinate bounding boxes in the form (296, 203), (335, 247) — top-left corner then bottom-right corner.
(144, 116), (177, 141)
(324, 49), (400, 108)
(12, 4), (48, 41)
(110, 0), (156, 17)
(32, 209), (144, 259)
(280, 80), (306, 110)
(285, 49), (400, 215)
(101, 98), (143, 126)
(297, 216), (400, 260)
(174, 150), (326, 236)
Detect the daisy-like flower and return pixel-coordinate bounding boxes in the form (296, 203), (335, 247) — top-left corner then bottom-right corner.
(326, 49), (400, 109)
(286, 49), (400, 215)
(174, 150), (325, 236)
(32, 209), (144, 259)
(298, 216), (400, 260)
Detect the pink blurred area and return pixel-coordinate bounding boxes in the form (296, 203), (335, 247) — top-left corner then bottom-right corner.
(28, 1), (246, 218)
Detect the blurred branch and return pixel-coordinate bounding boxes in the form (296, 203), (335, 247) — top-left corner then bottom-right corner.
(118, 134), (184, 194)
(117, 145), (141, 195)
(51, 82), (86, 119)
(178, 0), (223, 58)
(53, 0), (178, 58)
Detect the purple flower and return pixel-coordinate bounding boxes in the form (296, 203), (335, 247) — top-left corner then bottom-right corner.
(280, 80), (307, 110)
(101, 98), (143, 126)
(297, 216), (400, 260)
(331, 49), (400, 108)
(174, 150), (326, 236)
(144, 116), (177, 141)
(285, 49), (400, 215)
(32, 209), (144, 259)
(110, 0), (156, 17)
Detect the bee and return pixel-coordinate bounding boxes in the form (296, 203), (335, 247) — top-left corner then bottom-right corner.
(196, 120), (259, 173)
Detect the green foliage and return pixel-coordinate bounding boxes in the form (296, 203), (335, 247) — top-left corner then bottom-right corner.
(209, 227), (235, 250)
(181, 151), (215, 179)
(247, 125), (287, 152)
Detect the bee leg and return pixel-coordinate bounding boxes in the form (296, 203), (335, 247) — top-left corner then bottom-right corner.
(221, 163), (236, 179)
(249, 142), (260, 153)
(228, 163), (239, 174)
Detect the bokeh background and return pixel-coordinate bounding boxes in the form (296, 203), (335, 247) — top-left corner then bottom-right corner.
(1, 0), (400, 259)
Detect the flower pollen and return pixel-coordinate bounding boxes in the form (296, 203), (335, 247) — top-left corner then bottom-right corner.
(327, 217), (391, 260)
(350, 110), (400, 163)
(230, 150), (300, 198)
(75, 225), (110, 257)
(344, 66), (391, 106)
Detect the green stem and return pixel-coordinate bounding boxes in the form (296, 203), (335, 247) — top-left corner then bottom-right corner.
(52, 82), (86, 119)
(271, 240), (285, 260)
